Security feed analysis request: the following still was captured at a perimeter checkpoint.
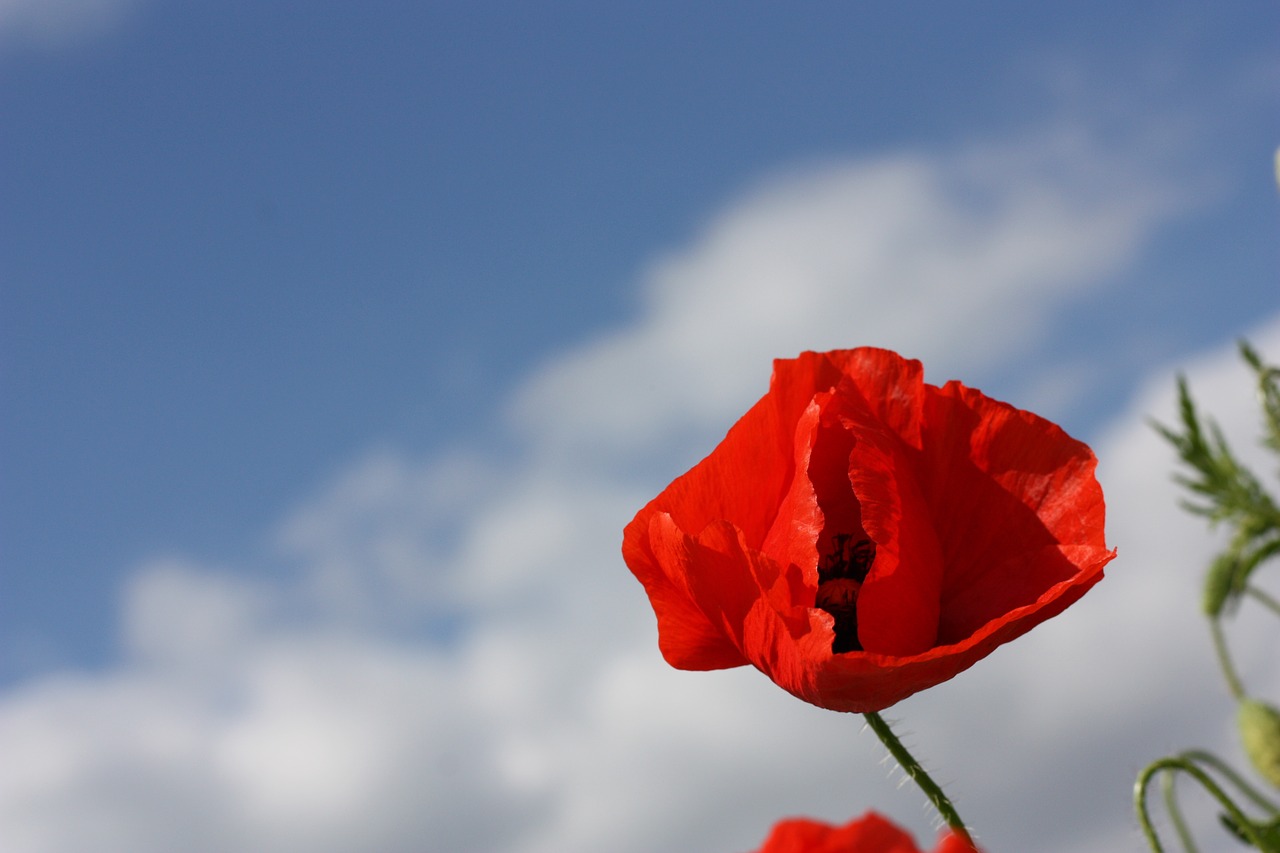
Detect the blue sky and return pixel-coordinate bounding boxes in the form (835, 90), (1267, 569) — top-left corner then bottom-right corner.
(1, 2), (1279, 852)
(4, 0), (1276, 678)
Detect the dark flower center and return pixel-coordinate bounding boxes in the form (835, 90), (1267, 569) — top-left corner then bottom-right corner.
(816, 534), (875, 653)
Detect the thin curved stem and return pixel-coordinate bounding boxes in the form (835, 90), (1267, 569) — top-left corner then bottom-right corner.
(1210, 618), (1246, 701)
(1135, 757), (1269, 851)
(1160, 770), (1199, 853)
(862, 712), (975, 849)
(1247, 585), (1280, 618)
(1180, 750), (1280, 815)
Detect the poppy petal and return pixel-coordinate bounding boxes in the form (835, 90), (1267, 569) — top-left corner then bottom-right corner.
(760, 398), (827, 582)
(621, 512), (747, 670)
(750, 811), (981, 853)
(843, 408), (944, 656)
(919, 382), (1109, 642)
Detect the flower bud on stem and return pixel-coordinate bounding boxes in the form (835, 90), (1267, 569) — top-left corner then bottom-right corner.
(862, 711), (976, 849)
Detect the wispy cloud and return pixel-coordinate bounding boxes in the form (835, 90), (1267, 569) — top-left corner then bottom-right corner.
(1, 124), (1264, 853)
(0, 0), (141, 52)
(512, 124), (1188, 462)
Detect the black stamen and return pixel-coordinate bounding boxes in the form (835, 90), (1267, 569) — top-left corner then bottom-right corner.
(818, 534), (875, 583)
(816, 536), (875, 653)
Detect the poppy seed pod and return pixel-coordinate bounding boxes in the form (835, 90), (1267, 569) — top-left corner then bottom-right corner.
(622, 348), (1115, 712)
(1239, 699), (1280, 790)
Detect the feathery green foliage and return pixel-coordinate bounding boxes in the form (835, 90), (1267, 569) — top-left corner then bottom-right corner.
(1152, 343), (1280, 618)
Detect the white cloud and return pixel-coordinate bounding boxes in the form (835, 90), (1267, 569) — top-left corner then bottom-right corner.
(511, 125), (1186, 461)
(0, 0), (140, 51)
(122, 560), (271, 670)
(271, 448), (499, 628)
(4, 126), (1274, 853)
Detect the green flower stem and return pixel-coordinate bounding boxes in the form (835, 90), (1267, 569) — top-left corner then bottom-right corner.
(1180, 750), (1280, 815)
(1160, 770), (1199, 853)
(1135, 757), (1269, 851)
(1210, 618), (1246, 701)
(1247, 585), (1280, 619)
(862, 711), (975, 848)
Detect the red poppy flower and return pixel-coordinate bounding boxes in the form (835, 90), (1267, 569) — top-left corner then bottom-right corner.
(622, 348), (1114, 712)
(749, 812), (980, 853)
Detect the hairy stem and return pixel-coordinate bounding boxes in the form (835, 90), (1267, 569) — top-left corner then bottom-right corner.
(862, 712), (975, 848)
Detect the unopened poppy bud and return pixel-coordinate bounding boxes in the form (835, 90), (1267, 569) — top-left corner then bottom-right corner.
(1238, 699), (1280, 790)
